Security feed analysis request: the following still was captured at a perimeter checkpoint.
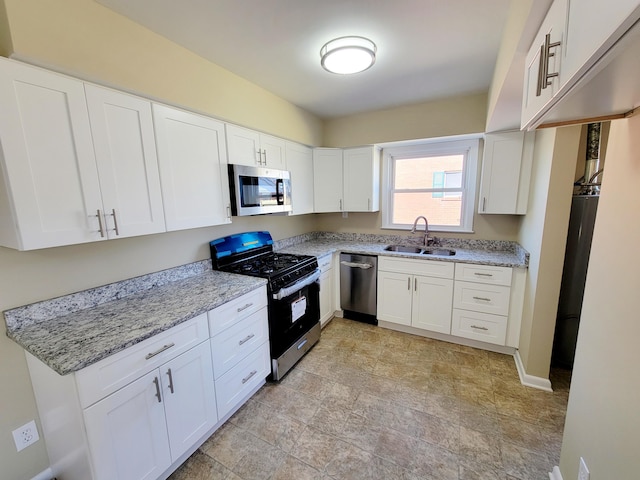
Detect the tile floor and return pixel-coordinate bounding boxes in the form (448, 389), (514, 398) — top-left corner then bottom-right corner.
(170, 318), (571, 480)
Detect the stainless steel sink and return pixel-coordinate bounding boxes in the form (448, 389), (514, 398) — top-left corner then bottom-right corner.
(384, 245), (423, 254)
(421, 248), (456, 256)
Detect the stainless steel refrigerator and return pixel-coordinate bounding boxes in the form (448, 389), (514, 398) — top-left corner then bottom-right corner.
(552, 194), (599, 369)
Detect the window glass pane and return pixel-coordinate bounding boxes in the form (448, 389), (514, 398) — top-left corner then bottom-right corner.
(394, 154), (464, 189)
(393, 192), (462, 226)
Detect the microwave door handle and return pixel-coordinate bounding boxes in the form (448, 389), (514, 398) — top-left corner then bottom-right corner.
(276, 178), (284, 205)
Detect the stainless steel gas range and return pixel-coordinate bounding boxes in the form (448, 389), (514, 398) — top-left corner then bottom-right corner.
(210, 231), (321, 380)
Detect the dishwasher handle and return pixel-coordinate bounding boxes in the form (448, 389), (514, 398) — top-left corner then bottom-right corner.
(340, 261), (373, 270)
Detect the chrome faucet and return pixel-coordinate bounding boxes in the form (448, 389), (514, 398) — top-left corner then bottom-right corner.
(411, 216), (431, 247)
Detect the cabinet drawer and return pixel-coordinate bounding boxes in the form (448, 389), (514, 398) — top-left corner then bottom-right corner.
(215, 341), (270, 419)
(76, 313), (209, 408)
(378, 256), (454, 279)
(211, 307), (268, 379)
(318, 254), (333, 272)
(453, 281), (511, 316)
(208, 286), (267, 336)
(454, 263), (512, 286)
(451, 309), (507, 345)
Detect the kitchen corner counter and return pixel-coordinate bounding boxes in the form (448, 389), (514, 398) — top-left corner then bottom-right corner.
(276, 234), (529, 269)
(4, 265), (266, 375)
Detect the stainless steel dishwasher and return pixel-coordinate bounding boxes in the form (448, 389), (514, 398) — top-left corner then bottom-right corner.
(340, 253), (378, 325)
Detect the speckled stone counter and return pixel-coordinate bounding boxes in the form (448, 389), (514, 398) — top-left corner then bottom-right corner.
(4, 261), (266, 375)
(275, 232), (529, 268)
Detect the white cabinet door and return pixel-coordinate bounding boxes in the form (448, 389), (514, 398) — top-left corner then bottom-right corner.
(83, 370), (172, 480)
(85, 85), (165, 238)
(0, 58), (103, 250)
(412, 276), (454, 334)
(377, 271), (412, 326)
(285, 141), (314, 215)
(562, 0), (640, 89)
(319, 271), (334, 327)
(225, 124), (261, 167)
(343, 146), (380, 212)
(313, 148), (343, 212)
(161, 341), (217, 460)
(153, 104), (231, 230)
(521, 0), (568, 129)
(479, 131), (534, 215)
(260, 133), (286, 169)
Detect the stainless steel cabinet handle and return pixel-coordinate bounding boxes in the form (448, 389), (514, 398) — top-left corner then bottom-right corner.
(145, 342), (176, 360)
(227, 205), (232, 219)
(95, 209), (105, 238)
(263, 149), (267, 165)
(237, 303), (253, 312)
(239, 333), (255, 345)
(407, 277), (410, 290)
(473, 272), (493, 277)
(482, 197), (486, 212)
(367, 198), (370, 210)
(339, 199), (342, 211)
(153, 376), (162, 403)
(470, 325), (489, 331)
(242, 370), (258, 384)
(536, 43), (545, 97)
(167, 368), (174, 394)
(543, 33), (561, 89)
(256, 149), (262, 165)
(110, 209), (120, 236)
(472, 296), (492, 302)
(414, 278), (417, 291)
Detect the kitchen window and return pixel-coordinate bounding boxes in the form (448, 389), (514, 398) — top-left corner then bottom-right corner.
(381, 137), (479, 232)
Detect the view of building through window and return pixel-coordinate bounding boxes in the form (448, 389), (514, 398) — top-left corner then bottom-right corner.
(392, 154), (464, 226)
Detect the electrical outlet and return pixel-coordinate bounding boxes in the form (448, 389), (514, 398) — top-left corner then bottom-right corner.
(12, 420), (40, 452)
(578, 457), (590, 480)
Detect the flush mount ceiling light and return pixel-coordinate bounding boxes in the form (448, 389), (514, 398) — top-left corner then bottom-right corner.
(320, 36), (377, 74)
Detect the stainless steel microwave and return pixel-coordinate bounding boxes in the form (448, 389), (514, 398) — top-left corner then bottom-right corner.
(228, 164), (292, 216)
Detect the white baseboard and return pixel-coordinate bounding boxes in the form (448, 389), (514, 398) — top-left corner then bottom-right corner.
(549, 465), (563, 480)
(514, 350), (553, 392)
(31, 467), (54, 480)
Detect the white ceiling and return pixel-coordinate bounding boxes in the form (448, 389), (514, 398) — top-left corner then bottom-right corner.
(96, 0), (513, 119)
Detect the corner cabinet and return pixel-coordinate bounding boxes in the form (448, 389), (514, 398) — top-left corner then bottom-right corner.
(479, 131), (534, 215)
(0, 58), (165, 250)
(152, 104), (232, 230)
(312, 146), (380, 213)
(285, 141), (315, 215)
(377, 257), (454, 334)
(225, 124), (286, 170)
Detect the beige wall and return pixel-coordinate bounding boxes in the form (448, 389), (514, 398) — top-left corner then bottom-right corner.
(323, 93), (488, 147)
(517, 126), (581, 379)
(558, 113), (640, 480)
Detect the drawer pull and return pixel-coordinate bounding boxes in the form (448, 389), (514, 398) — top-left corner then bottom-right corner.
(167, 368), (174, 394)
(242, 370), (258, 384)
(153, 376), (162, 403)
(145, 342), (176, 360)
(237, 303), (253, 312)
(239, 333), (255, 345)
(472, 296), (492, 302)
(470, 325), (489, 331)
(473, 272), (493, 277)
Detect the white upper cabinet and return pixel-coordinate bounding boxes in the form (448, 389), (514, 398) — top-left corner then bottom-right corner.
(226, 124), (286, 169)
(285, 141), (314, 215)
(313, 148), (344, 213)
(153, 104), (231, 231)
(313, 146), (380, 213)
(521, 0), (568, 129)
(561, 0), (640, 89)
(479, 131), (534, 215)
(0, 58), (164, 250)
(85, 85), (165, 238)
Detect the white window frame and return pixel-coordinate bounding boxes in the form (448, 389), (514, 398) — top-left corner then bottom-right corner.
(381, 136), (480, 233)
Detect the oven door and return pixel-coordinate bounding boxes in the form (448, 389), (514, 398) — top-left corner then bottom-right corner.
(269, 280), (320, 359)
(229, 164), (292, 216)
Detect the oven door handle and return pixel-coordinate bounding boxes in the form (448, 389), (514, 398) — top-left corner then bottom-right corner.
(272, 268), (321, 300)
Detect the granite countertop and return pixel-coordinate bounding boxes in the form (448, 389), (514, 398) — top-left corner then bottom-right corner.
(277, 236), (528, 268)
(4, 267), (266, 375)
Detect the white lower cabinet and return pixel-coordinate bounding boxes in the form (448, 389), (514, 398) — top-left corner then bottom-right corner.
(26, 286), (271, 480)
(377, 257), (454, 334)
(318, 254), (335, 327)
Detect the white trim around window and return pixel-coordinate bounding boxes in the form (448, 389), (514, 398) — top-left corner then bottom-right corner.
(381, 136), (480, 233)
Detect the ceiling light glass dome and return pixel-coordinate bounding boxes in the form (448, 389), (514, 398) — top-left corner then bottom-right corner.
(320, 36), (377, 75)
